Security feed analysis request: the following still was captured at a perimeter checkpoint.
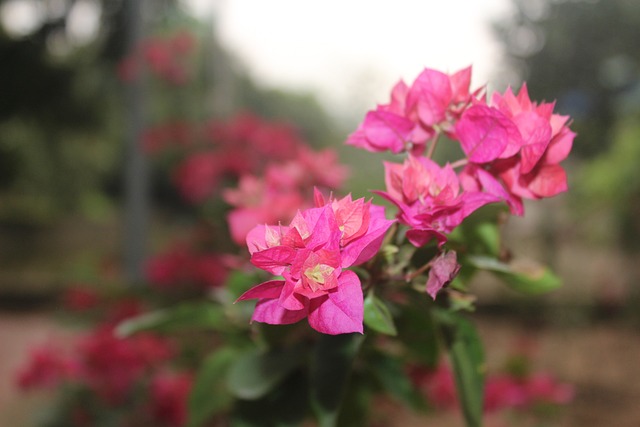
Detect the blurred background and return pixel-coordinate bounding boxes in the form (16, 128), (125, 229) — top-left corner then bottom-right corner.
(0, 0), (639, 426)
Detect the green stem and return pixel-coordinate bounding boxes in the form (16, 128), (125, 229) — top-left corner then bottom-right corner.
(425, 133), (441, 159)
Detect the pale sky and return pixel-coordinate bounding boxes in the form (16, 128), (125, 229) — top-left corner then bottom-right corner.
(187, 0), (513, 117)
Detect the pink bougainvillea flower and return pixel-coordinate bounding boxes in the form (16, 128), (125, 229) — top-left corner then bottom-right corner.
(62, 286), (101, 311)
(296, 147), (350, 190)
(315, 189), (396, 266)
(524, 373), (575, 406)
(426, 250), (461, 299)
(346, 66), (476, 155)
(77, 326), (174, 404)
(16, 344), (79, 391)
(223, 174), (304, 245)
(483, 375), (528, 413)
(238, 197), (393, 335)
(376, 155), (499, 247)
(410, 360), (573, 415)
(149, 371), (192, 427)
(457, 85), (575, 213)
(408, 363), (458, 410)
(455, 104), (522, 163)
(173, 152), (222, 203)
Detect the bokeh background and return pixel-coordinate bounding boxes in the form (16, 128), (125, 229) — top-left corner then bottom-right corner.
(1, 0), (639, 426)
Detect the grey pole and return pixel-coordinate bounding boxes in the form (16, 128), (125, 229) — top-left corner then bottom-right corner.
(123, 0), (148, 284)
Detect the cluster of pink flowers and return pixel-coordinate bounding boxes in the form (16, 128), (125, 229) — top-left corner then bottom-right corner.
(145, 242), (229, 291)
(149, 371), (193, 427)
(16, 299), (192, 427)
(118, 30), (196, 85)
(179, 114), (348, 213)
(144, 112), (349, 245)
(237, 191), (394, 334)
(238, 66), (575, 333)
(223, 146), (348, 244)
(409, 361), (574, 414)
(348, 66), (575, 238)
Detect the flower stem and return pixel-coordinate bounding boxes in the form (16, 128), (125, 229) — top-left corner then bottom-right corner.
(425, 133), (440, 159)
(450, 158), (468, 169)
(405, 258), (435, 281)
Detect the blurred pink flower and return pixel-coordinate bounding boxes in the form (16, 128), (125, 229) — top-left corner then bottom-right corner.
(62, 286), (101, 311)
(77, 326), (174, 404)
(16, 345), (78, 391)
(149, 371), (193, 427)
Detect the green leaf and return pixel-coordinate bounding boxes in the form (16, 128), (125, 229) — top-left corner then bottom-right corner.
(187, 348), (237, 427)
(363, 292), (397, 336)
(310, 333), (364, 427)
(467, 255), (561, 294)
(224, 270), (265, 300)
(115, 302), (226, 337)
(227, 346), (304, 400)
(231, 370), (309, 427)
(370, 352), (425, 410)
(435, 310), (485, 427)
(448, 205), (504, 257)
(395, 292), (440, 366)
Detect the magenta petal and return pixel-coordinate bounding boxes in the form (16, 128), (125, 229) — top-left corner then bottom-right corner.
(228, 209), (262, 246)
(515, 112), (552, 174)
(408, 68), (452, 126)
(278, 278), (306, 311)
(305, 206), (341, 251)
(307, 270), (363, 335)
(545, 127), (575, 164)
(526, 164), (568, 198)
(450, 66), (472, 104)
(456, 105), (510, 163)
(363, 110), (414, 153)
(341, 214), (395, 267)
(405, 228), (447, 248)
(236, 280), (284, 302)
(252, 298), (307, 325)
(251, 246), (297, 275)
(426, 251), (461, 300)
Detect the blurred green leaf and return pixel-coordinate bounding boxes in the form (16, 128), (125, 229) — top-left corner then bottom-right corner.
(224, 270), (265, 301)
(395, 293), (440, 366)
(231, 370), (309, 427)
(187, 348), (237, 427)
(467, 255), (561, 294)
(115, 302), (226, 337)
(310, 333), (364, 427)
(363, 292), (397, 336)
(435, 310), (485, 427)
(370, 352), (425, 410)
(449, 205), (504, 257)
(227, 346), (304, 400)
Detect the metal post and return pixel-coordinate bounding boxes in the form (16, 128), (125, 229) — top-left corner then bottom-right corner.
(123, 0), (148, 284)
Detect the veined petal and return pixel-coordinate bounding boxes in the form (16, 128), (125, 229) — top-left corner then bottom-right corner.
(236, 280), (285, 302)
(363, 110), (414, 153)
(456, 105), (511, 163)
(525, 164), (568, 198)
(252, 299), (307, 325)
(307, 270), (363, 335)
(341, 215), (395, 267)
(426, 251), (461, 299)
(279, 278), (306, 311)
(250, 246), (296, 275)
